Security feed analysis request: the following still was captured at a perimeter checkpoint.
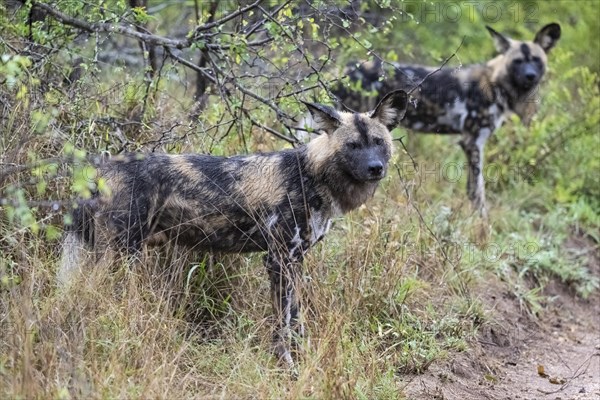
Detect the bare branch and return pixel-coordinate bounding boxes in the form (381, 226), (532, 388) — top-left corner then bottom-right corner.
(208, 59), (293, 120)
(31, 1), (191, 48)
(164, 47), (216, 84)
(241, 109), (299, 145)
(30, 0), (263, 50)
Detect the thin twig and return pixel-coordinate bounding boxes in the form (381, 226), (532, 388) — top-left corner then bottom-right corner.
(241, 109), (299, 145)
(394, 137), (455, 269)
(536, 352), (600, 395)
(406, 36), (466, 95)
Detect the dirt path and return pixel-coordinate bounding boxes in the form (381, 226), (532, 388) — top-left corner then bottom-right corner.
(402, 237), (600, 400)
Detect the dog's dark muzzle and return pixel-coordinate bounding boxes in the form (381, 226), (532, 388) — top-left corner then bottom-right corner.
(367, 160), (385, 180)
(349, 157), (388, 182)
(515, 63), (542, 90)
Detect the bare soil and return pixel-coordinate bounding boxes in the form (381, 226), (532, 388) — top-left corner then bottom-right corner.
(402, 236), (600, 400)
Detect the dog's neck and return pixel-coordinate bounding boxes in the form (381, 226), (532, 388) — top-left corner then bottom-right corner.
(494, 80), (539, 125)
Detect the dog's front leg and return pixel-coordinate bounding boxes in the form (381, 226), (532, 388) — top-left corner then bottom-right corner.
(460, 128), (492, 217)
(265, 246), (304, 368)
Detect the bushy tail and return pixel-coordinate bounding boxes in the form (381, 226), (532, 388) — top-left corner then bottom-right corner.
(58, 203), (95, 286)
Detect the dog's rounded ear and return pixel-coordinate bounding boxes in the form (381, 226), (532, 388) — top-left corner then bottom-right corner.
(370, 90), (408, 131)
(302, 101), (341, 134)
(534, 23), (561, 53)
(486, 25), (511, 54)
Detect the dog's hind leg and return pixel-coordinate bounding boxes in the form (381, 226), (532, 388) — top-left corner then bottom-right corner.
(58, 221), (116, 287)
(58, 202), (96, 286)
(460, 127), (492, 218)
(57, 231), (86, 286)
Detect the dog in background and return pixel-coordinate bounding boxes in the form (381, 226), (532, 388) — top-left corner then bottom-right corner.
(60, 90), (408, 368)
(333, 23), (561, 216)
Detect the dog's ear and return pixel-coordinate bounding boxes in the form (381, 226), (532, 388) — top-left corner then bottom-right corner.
(370, 90), (408, 131)
(534, 23), (561, 53)
(486, 26), (511, 54)
(302, 102), (341, 134)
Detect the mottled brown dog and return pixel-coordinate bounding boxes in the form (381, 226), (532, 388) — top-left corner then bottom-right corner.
(334, 24), (561, 216)
(60, 90), (408, 367)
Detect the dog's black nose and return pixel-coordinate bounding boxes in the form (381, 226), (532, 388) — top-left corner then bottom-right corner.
(525, 72), (537, 81)
(368, 161), (384, 177)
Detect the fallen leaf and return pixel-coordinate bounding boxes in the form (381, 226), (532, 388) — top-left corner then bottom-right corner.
(537, 364), (549, 378)
(549, 376), (567, 385)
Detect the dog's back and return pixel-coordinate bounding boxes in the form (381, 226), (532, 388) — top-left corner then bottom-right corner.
(62, 151), (322, 258)
(335, 61), (503, 134)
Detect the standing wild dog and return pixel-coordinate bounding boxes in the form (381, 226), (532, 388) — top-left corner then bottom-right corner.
(333, 23), (561, 216)
(60, 90), (408, 367)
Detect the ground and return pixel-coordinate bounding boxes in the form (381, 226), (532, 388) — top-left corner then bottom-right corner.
(403, 236), (600, 400)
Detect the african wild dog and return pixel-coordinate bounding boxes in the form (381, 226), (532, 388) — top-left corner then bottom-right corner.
(59, 90), (408, 367)
(333, 23), (561, 216)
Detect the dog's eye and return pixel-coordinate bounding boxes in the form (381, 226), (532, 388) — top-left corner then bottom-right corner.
(347, 142), (361, 150)
(513, 59), (523, 64)
(532, 56), (542, 64)
(373, 137), (384, 146)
